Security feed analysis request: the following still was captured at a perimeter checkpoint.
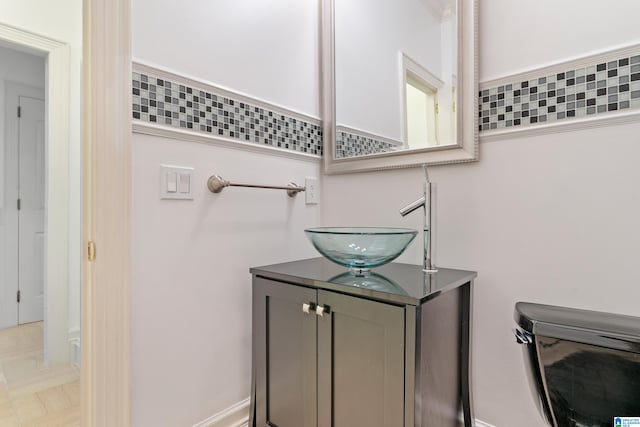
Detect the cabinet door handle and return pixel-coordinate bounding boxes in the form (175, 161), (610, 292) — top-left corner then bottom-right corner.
(302, 302), (315, 314)
(315, 305), (329, 317)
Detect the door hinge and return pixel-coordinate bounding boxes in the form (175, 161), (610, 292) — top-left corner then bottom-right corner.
(17, 106), (21, 118)
(17, 290), (21, 303)
(17, 198), (21, 210)
(435, 103), (439, 114)
(88, 241), (96, 262)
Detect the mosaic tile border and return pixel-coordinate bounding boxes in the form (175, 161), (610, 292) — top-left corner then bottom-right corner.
(479, 46), (640, 133)
(335, 126), (402, 159)
(132, 65), (323, 156)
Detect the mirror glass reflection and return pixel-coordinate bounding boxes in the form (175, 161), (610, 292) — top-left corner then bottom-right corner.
(334, 0), (459, 159)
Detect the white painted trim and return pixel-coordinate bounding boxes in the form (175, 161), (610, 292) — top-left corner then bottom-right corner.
(0, 23), (66, 53)
(192, 398), (250, 427)
(132, 60), (321, 125)
(400, 52), (445, 148)
(69, 337), (81, 368)
(191, 398), (491, 427)
(68, 326), (80, 368)
(0, 22), (72, 366)
(132, 122), (322, 163)
(82, 0), (132, 425)
(68, 326), (80, 340)
(473, 419), (497, 427)
(45, 38), (71, 367)
(481, 41), (640, 88)
(402, 52), (445, 90)
(480, 109), (640, 143)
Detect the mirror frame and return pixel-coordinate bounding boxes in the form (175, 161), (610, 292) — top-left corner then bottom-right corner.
(321, 0), (478, 174)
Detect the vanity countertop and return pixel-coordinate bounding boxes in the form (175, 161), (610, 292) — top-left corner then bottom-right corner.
(250, 257), (477, 306)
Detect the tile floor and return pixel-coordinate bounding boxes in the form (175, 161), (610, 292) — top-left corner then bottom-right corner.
(0, 322), (80, 427)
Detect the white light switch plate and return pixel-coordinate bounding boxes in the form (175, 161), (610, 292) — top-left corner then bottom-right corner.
(305, 177), (319, 204)
(160, 165), (195, 200)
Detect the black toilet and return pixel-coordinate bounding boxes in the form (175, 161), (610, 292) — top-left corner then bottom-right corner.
(514, 302), (640, 426)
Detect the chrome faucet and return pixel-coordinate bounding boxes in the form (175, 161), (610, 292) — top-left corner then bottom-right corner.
(399, 165), (437, 273)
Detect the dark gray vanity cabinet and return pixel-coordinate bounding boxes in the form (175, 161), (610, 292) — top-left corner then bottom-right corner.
(250, 258), (477, 427)
(317, 288), (405, 427)
(253, 277), (405, 427)
(253, 278), (318, 427)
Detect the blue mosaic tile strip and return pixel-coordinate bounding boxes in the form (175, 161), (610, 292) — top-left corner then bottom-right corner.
(335, 129), (400, 158)
(132, 71), (323, 156)
(479, 52), (640, 132)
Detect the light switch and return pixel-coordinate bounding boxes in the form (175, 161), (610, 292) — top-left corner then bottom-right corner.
(167, 172), (178, 193)
(179, 173), (190, 193)
(160, 165), (195, 200)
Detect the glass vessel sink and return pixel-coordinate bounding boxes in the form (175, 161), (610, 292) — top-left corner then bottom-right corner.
(304, 227), (418, 275)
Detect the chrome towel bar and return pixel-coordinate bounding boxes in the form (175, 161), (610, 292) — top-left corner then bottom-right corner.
(207, 174), (305, 198)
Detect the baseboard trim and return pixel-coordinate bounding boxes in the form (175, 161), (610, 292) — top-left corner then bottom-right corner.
(68, 326), (80, 340)
(474, 419), (497, 427)
(192, 397), (493, 427)
(68, 338), (81, 368)
(193, 398), (250, 427)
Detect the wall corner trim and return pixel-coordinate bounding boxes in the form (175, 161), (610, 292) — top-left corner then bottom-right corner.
(192, 398), (250, 427)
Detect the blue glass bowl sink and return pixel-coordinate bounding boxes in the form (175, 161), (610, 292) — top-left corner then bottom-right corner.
(304, 227), (418, 275)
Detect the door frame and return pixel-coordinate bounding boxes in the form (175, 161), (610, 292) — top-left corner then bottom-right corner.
(0, 26), (71, 365)
(82, 0), (132, 425)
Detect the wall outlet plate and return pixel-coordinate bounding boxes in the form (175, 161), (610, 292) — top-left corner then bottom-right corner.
(305, 177), (319, 204)
(160, 165), (195, 200)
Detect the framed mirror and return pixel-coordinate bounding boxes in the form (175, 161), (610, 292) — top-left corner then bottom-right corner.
(322, 0), (478, 174)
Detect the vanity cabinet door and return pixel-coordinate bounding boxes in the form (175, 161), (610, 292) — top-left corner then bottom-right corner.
(254, 278), (317, 427)
(317, 290), (405, 427)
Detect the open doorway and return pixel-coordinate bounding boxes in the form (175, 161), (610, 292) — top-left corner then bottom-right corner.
(1, 1), (132, 425)
(1, 47), (46, 330)
(0, 27), (81, 427)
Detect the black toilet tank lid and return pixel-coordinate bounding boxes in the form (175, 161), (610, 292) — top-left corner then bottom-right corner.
(515, 302), (640, 353)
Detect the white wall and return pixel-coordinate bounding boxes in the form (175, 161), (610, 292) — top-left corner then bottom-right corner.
(131, 1), (322, 425)
(0, 0), (83, 351)
(480, 0), (640, 81)
(132, 0), (319, 117)
(336, 0), (442, 140)
(0, 45), (45, 330)
(324, 1), (640, 426)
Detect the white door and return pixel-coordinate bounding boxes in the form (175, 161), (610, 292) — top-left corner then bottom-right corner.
(17, 96), (45, 324)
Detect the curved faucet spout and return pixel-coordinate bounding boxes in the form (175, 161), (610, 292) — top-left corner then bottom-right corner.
(399, 195), (426, 217)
